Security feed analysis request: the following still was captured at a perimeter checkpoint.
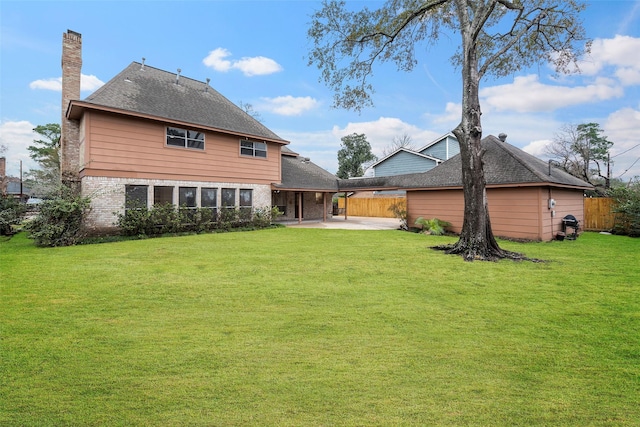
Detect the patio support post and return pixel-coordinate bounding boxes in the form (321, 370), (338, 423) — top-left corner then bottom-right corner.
(344, 192), (348, 220)
(297, 192), (303, 224)
(323, 193), (327, 222)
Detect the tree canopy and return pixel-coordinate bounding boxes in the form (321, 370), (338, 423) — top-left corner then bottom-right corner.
(308, 0), (589, 261)
(336, 133), (377, 179)
(24, 123), (61, 197)
(546, 122), (614, 191)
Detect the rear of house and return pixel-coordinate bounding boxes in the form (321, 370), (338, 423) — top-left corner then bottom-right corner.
(60, 31), (292, 233)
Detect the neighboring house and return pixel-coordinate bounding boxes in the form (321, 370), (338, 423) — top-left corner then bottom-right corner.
(362, 133), (459, 197)
(59, 30), (335, 232)
(341, 134), (593, 241)
(369, 133), (460, 178)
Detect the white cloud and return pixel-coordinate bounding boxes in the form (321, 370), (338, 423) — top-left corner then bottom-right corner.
(29, 77), (61, 91)
(81, 74), (104, 91)
(259, 96), (319, 116)
(603, 107), (640, 179)
(480, 74), (623, 113)
(233, 56), (283, 76)
(202, 48), (233, 72)
(203, 47), (282, 76)
(427, 102), (460, 125)
(29, 74), (105, 92)
(0, 120), (38, 177)
(522, 139), (553, 158)
(579, 35), (640, 79)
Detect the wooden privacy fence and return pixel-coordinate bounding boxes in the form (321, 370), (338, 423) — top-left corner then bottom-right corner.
(337, 197), (404, 218)
(583, 197), (616, 231)
(339, 196), (617, 230)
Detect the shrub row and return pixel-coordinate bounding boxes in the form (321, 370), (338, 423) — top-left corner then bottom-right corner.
(115, 204), (281, 237)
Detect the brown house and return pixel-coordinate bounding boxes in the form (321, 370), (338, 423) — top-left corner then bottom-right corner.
(60, 30), (336, 232)
(340, 134), (593, 241)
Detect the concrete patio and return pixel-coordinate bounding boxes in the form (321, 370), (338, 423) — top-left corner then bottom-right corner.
(281, 216), (402, 230)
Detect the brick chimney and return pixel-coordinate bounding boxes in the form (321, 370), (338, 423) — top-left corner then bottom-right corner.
(60, 29), (82, 186)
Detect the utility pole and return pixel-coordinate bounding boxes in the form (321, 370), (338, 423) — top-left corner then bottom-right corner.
(20, 160), (23, 201)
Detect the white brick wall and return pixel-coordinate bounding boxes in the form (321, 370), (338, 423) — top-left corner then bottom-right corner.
(81, 176), (272, 232)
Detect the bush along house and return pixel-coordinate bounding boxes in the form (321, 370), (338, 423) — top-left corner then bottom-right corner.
(59, 30), (337, 234)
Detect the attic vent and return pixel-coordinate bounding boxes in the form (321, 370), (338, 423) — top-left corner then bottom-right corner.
(176, 68), (181, 85)
(499, 133), (507, 142)
(301, 157), (310, 163)
(140, 57), (145, 71)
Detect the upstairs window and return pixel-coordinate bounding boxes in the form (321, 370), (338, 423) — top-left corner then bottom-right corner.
(167, 127), (205, 150)
(240, 140), (267, 158)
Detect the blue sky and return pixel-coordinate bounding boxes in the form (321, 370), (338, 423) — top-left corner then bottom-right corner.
(1, 0), (640, 180)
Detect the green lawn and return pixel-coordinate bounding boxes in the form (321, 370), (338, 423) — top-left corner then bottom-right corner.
(1, 229), (639, 426)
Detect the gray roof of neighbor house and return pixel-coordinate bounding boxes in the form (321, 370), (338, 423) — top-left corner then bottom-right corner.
(70, 62), (287, 144)
(339, 135), (593, 191)
(275, 152), (339, 192)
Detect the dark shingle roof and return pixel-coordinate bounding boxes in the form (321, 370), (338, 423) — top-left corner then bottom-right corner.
(275, 155), (339, 191)
(339, 135), (593, 190)
(81, 62), (286, 143)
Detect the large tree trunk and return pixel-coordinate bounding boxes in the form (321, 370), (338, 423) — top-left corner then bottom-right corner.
(437, 27), (510, 261)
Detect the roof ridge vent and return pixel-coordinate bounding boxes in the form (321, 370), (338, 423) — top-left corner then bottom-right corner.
(176, 68), (181, 85)
(140, 57), (145, 71)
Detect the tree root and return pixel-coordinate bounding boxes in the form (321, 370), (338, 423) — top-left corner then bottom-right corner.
(431, 243), (546, 263)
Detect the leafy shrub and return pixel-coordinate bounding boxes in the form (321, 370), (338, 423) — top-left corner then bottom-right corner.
(388, 200), (408, 230)
(0, 196), (27, 236)
(609, 180), (640, 237)
(25, 186), (91, 246)
(116, 204), (279, 237)
(415, 217), (452, 235)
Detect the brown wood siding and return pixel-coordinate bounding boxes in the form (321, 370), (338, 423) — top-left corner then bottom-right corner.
(407, 189), (465, 232)
(81, 111), (281, 184)
(407, 186), (586, 241)
(487, 188), (543, 240)
(548, 188), (585, 238)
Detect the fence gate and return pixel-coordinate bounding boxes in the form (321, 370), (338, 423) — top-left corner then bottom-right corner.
(583, 198), (615, 231)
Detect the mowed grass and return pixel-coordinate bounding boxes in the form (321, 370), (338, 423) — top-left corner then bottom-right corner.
(1, 229), (639, 426)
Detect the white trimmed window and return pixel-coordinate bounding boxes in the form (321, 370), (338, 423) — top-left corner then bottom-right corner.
(240, 140), (267, 158)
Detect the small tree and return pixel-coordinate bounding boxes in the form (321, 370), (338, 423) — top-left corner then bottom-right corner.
(382, 133), (416, 157)
(336, 133), (377, 179)
(23, 123), (62, 197)
(546, 123), (613, 192)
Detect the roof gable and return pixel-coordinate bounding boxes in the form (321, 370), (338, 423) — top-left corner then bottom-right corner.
(76, 62), (286, 143)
